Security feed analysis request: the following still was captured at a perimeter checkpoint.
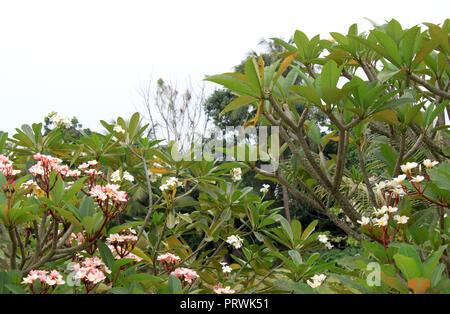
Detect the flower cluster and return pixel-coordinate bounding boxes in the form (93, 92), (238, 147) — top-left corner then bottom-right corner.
(49, 112), (72, 128)
(22, 269), (65, 294)
(29, 153), (80, 194)
(106, 228), (138, 259)
(89, 184), (128, 218)
(0, 155), (21, 197)
(318, 234), (333, 250)
(110, 170), (134, 183)
(159, 177), (181, 192)
(213, 283), (235, 294)
(0, 154), (21, 181)
(231, 168), (242, 182)
(171, 267), (198, 286)
(374, 159), (442, 208)
(68, 232), (86, 247)
(226, 235), (243, 249)
(307, 274), (326, 289)
(157, 252), (181, 273)
(78, 160), (102, 178)
(72, 257), (111, 293)
(357, 205), (409, 249)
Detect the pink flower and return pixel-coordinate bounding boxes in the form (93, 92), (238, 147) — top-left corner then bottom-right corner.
(171, 267), (198, 284)
(214, 283), (235, 294)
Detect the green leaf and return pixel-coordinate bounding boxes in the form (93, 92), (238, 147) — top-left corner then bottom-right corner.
(97, 240), (115, 270)
(288, 250), (302, 265)
(50, 176), (65, 205)
(320, 60), (342, 88)
(393, 253), (422, 280)
(400, 26), (420, 66)
(205, 74), (256, 97)
(301, 220), (318, 240)
(289, 85), (322, 106)
(371, 30), (403, 66)
(244, 57), (263, 95)
(219, 95), (257, 118)
(307, 122), (321, 145)
(168, 275), (183, 294)
(273, 214), (293, 245)
(5, 284), (27, 294)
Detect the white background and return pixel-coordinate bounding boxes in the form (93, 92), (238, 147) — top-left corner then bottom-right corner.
(0, 0), (448, 133)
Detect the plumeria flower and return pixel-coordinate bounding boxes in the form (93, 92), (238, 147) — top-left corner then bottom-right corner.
(374, 214), (389, 227)
(226, 235), (243, 249)
(394, 215), (409, 224)
(392, 187), (405, 197)
(387, 206), (398, 213)
(157, 253), (181, 264)
(357, 216), (370, 226)
(260, 184), (270, 193)
(149, 171), (162, 182)
(400, 162), (418, 174)
(375, 206), (388, 216)
(123, 171), (134, 182)
(160, 177), (180, 192)
(410, 176), (424, 183)
(171, 267), (198, 284)
(393, 174), (407, 185)
(222, 264), (233, 273)
(231, 168), (242, 182)
(318, 234), (329, 244)
(113, 124), (125, 134)
(49, 113), (71, 128)
(214, 283), (235, 294)
(307, 274), (326, 289)
(22, 269), (65, 293)
(110, 170), (121, 182)
(87, 160), (98, 166)
(423, 159), (439, 169)
(375, 181), (386, 191)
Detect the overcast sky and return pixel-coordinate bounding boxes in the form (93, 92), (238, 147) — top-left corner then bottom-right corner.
(0, 0), (448, 134)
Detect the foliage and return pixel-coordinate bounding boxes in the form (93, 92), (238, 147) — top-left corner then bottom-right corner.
(0, 18), (449, 294)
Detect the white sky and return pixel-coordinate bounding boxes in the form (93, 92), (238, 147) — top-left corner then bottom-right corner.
(0, 0), (448, 134)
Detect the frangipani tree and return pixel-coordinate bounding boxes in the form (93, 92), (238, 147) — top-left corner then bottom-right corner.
(205, 19), (449, 242)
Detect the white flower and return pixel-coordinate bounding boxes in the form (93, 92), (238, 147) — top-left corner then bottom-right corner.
(149, 172), (162, 182)
(357, 216), (370, 226)
(410, 175), (424, 183)
(375, 206), (388, 216)
(260, 184), (270, 193)
(123, 171), (134, 182)
(375, 181), (386, 191)
(113, 124), (125, 134)
(50, 113), (72, 128)
(325, 242), (333, 250)
(394, 215), (409, 224)
(318, 234), (329, 243)
(231, 168), (242, 182)
(374, 214), (389, 227)
(226, 235), (243, 249)
(222, 265), (232, 273)
(110, 170), (121, 182)
(400, 162), (418, 174)
(393, 174), (407, 185)
(392, 187), (405, 197)
(307, 274), (326, 288)
(388, 206), (398, 213)
(423, 159), (438, 169)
